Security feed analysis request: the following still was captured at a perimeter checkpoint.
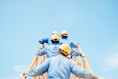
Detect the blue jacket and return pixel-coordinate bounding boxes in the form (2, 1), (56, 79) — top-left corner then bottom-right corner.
(28, 55), (94, 79)
(37, 43), (59, 58)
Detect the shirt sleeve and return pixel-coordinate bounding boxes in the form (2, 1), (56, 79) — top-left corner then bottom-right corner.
(37, 48), (47, 56)
(70, 49), (81, 57)
(69, 42), (78, 48)
(28, 58), (51, 76)
(70, 60), (94, 79)
(39, 38), (49, 44)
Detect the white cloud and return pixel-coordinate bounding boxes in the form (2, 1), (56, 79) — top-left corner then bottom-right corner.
(99, 76), (112, 79)
(0, 75), (32, 79)
(0, 65), (28, 79)
(13, 65), (27, 73)
(106, 52), (118, 70)
(104, 42), (118, 72)
(0, 76), (21, 79)
(99, 42), (118, 79)
(12, 65), (28, 79)
(0, 76), (33, 79)
(104, 56), (118, 72)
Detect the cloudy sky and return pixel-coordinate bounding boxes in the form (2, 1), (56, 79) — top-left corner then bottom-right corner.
(0, 0), (118, 79)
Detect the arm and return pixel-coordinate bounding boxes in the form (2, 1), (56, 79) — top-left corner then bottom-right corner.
(28, 58), (50, 76)
(39, 38), (49, 44)
(37, 47), (47, 56)
(73, 51), (82, 57)
(71, 49), (82, 57)
(69, 42), (78, 48)
(71, 61), (94, 79)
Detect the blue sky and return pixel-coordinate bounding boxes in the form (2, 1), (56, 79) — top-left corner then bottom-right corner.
(0, 0), (118, 79)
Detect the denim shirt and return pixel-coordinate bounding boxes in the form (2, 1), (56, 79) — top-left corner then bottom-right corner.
(28, 55), (94, 79)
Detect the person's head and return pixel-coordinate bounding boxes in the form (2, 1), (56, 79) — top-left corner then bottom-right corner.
(61, 30), (69, 39)
(59, 44), (71, 56)
(50, 34), (60, 44)
(52, 31), (60, 37)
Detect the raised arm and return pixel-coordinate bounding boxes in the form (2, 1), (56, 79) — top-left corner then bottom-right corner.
(71, 61), (95, 79)
(37, 47), (47, 56)
(28, 58), (50, 76)
(39, 38), (49, 44)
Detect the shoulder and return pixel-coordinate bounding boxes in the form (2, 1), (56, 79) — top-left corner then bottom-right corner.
(48, 56), (59, 62)
(69, 59), (77, 66)
(45, 57), (53, 62)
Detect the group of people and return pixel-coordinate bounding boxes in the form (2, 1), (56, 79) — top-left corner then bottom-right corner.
(28, 30), (98, 79)
(37, 30), (81, 58)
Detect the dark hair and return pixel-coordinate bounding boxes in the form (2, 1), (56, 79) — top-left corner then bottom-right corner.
(51, 40), (59, 44)
(61, 35), (68, 39)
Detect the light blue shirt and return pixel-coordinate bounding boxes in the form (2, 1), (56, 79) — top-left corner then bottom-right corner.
(28, 55), (94, 79)
(37, 43), (59, 58)
(60, 38), (78, 48)
(39, 38), (78, 48)
(37, 44), (81, 58)
(60, 38), (80, 57)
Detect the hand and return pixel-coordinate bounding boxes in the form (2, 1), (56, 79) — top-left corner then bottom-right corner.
(39, 44), (44, 49)
(82, 53), (85, 57)
(35, 53), (38, 56)
(94, 75), (98, 79)
(77, 43), (80, 47)
(28, 68), (37, 77)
